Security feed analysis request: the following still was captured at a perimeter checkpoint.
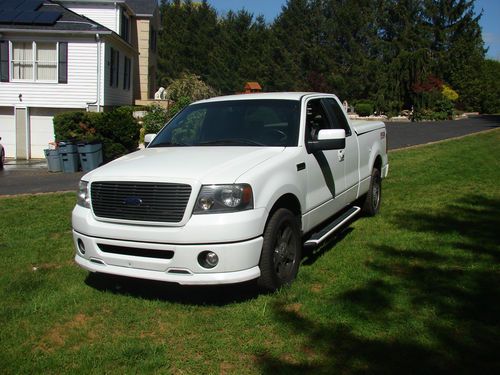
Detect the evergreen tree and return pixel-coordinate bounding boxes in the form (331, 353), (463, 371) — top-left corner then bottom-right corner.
(154, 0), (490, 112)
(157, 0), (218, 86)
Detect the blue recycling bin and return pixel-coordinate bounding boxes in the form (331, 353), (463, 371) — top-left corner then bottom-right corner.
(44, 149), (62, 172)
(78, 142), (103, 172)
(58, 141), (80, 173)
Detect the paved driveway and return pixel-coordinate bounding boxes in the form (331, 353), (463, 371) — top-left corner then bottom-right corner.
(387, 115), (500, 149)
(1, 115), (499, 196)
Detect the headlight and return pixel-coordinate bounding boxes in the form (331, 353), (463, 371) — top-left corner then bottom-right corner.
(77, 181), (90, 208)
(194, 184), (253, 214)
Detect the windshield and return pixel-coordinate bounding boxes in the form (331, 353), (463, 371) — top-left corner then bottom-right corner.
(149, 99), (300, 148)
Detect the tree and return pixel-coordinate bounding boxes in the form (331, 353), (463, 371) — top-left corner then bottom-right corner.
(157, 0), (218, 86)
(479, 59), (500, 113)
(154, 0), (491, 112)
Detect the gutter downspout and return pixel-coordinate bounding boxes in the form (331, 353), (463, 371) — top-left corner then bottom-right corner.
(96, 33), (101, 112)
(86, 33), (102, 111)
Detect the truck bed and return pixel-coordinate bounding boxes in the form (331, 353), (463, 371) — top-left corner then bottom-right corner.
(350, 120), (385, 136)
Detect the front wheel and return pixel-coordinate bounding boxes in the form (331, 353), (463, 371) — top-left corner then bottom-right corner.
(257, 208), (302, 291)
(361, 167), (381, 216)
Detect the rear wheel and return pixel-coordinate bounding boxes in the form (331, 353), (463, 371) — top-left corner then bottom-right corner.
(361, 167), (381, 216)
(257, 208), (302, 291)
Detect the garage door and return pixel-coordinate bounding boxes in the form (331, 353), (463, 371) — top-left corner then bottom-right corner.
(30, 108), (57, 159)
(0, 107), (15, 158)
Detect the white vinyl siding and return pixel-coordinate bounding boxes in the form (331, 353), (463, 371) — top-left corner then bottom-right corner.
(66, 4), (119, 33)
(0, 39), (99, 109)
(103, 43), (133, 106)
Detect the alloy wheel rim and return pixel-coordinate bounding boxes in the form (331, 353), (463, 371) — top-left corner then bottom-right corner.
(273, 223), (296, 280)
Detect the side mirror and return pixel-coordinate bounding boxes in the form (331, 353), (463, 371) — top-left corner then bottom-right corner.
(307, 129), (345, 153)
(144, 133), (156, 148)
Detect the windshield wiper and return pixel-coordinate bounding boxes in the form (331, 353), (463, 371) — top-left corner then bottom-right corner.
(149, 142), (188, 148)
(196, 139), (266, 146)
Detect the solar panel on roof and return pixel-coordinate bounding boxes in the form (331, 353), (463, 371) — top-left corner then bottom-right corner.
(34, 11), (61, 25)
(13, 11), (39, 24)
(13, 0), (40, 11)
(0, 11), (22, 24)
(0, 0), (17, 11)
(21, 0), (44, 11)
(0, 0), (10, 10)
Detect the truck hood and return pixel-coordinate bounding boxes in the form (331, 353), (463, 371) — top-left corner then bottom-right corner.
(84, 147), (285, 184)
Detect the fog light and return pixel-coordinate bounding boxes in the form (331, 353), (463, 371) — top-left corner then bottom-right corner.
(198, 251), (219, 269)
(77, 239), (86, 255)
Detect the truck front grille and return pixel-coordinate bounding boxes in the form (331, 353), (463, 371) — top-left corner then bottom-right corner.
(91, 181), (192, 223)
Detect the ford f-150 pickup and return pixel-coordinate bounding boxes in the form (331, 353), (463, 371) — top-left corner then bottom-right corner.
(72, 92), (389, 290)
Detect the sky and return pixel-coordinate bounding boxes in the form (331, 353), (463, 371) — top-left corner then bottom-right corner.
(207, 0), (500, 61)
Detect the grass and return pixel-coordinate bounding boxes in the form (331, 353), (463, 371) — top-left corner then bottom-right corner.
(1, 130), (499, 374)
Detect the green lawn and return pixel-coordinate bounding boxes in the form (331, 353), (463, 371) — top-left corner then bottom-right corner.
(1, 130), (499, 374)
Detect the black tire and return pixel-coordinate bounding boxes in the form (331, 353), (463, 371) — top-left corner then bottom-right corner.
(0, 149), (4, 170)
(361, 168), (381, 216)
(257, 208), (302, 291)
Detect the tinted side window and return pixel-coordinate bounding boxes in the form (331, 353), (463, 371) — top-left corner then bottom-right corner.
(305, 99), (331, 142)
(323, 98), (352, 136)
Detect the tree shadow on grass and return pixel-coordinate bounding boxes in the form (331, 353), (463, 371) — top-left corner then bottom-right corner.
(85, 273), (261, 306)
(257, 194), (500, 374)
(302, 227), (354, 266)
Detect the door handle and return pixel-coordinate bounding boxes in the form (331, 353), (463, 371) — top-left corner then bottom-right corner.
(338, 149), (345, 162)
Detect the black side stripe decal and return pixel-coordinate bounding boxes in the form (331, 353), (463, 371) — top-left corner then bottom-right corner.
(312, 151), (336, 197)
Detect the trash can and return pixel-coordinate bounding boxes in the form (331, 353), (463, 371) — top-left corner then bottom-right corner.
(58, 141), (80, 173)
(77, 142), (103, 172)
(44, 149), (62, 172)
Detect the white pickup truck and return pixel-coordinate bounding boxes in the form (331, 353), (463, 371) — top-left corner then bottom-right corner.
(72, 93), (388, 290)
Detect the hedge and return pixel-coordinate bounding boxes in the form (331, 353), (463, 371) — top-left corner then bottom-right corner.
(53, 107), (140, 161)
(355, 102), (374, 117)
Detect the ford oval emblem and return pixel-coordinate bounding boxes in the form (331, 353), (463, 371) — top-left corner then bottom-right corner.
(123, 197), (143, 206)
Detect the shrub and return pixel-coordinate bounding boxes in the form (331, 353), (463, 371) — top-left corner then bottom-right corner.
(143, 97), (193, 136)
(142, 104), (169, 135)
(355, 102), (374, 117)
(52, 111), (92, 142)
(165, 73), (217, 102)
(442, 84), (459, 102)
(54, 107), (140, 161)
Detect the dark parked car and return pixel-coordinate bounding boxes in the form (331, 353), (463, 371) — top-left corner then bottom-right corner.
(0, 137), (5, 170)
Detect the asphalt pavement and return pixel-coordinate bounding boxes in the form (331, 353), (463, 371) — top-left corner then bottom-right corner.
(386, 115), (500, 149)
(1, 115), (498, 196)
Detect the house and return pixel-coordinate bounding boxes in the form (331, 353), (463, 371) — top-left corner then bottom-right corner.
(0, 0), (159, 160)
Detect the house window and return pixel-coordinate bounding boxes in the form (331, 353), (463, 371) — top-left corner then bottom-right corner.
(36, 42), (58, 81)
(123, 56), (131, 90)
(109, 47), (119, 87)
(10, 41), (63, 82)
(12, 41), (33, 80)
(121, 11), (130, 43)
(150, 27), (157, 52)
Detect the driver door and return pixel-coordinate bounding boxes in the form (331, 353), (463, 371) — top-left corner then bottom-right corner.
(303, 98), (347, 229)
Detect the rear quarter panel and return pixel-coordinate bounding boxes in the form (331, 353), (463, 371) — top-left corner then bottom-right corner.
(351, 121), (387, 196)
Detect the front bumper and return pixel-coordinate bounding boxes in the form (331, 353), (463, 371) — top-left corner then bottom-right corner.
(72, 231), (263, 285)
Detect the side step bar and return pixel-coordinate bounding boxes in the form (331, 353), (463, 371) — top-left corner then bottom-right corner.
(304, 206), (361, 248)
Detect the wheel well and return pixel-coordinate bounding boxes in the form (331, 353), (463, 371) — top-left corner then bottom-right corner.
(266, 194), (301, 228)
(373, 155), (382, 172)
